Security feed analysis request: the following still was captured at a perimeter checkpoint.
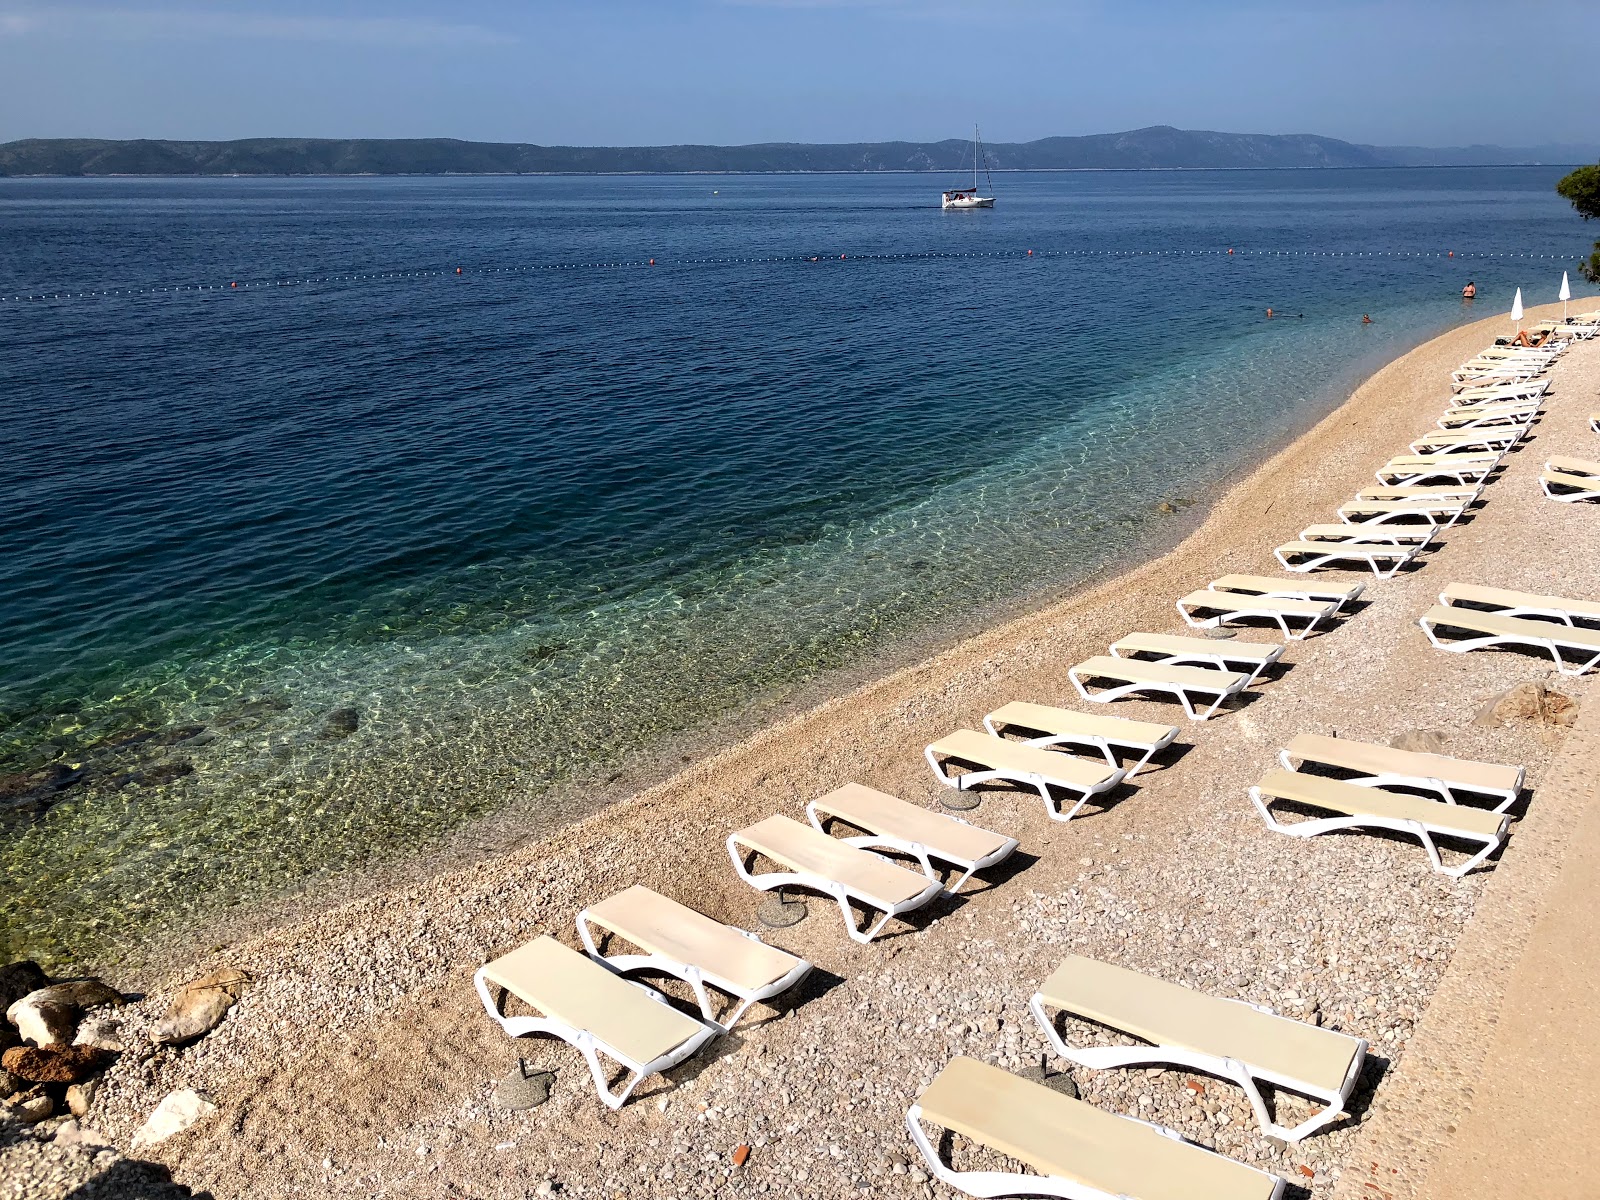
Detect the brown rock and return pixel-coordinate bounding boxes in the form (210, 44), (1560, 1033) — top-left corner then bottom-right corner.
(66, 1077), (99, 1117)
(0, 1066), (22, 1098)
(1473, 682), (1579, 729)
(732, 1144), (751, 1168)
(3, 1088), (52, 1123)
(154, 966), (251, 1044)
(1390, 729), (1447, 754)
(2, 1043), (113, 1084)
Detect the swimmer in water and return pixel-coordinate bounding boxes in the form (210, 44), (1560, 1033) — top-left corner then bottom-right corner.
(1362, 314), (1373, 324)
(1462, 281), (1476, 299)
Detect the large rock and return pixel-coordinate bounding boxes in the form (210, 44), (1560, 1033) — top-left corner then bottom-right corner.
(66, 1078), (99, 1117)
(0, 961), (49, 1014)
(3, 1089), (52, 1124)
(1390, 729), (1447, 754)
(74, 1015), (126, 1052)
(6, 980), (123, 1048)
(1, 1043), (112, 1084)
(130, 1090), (216, 1150)
(1473, 682), (1579, 729)
(154, 967), (251, 1044)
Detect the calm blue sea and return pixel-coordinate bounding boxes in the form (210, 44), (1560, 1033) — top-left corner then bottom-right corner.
(1, 167), (1591, 963)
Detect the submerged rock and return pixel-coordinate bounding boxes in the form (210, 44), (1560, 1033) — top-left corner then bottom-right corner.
(319, 707), (361, 740)
(154, 967), (251, 1044)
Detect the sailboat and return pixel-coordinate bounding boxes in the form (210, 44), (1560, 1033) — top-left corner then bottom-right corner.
(941, 125), (996, 210)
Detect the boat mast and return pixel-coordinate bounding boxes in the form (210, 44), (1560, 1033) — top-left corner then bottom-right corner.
(973, 124), (980, 191)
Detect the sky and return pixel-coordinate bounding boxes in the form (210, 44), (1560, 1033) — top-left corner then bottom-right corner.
(1, 1), (1597, 148)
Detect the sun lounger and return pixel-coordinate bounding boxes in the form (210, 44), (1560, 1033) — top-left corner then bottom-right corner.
(1354, 484), (1481, 504)
(1068, 654), (1249, 721)
(576, 885), (811, 1031)
(727, 814), (943, 943)
(925, 728), (1125, 821)
(1207, 573), (1365, 610)
(475, 935), (718, 1109)
(1030, 954), (1368, 1142)
(1440, 581), (1600, 629)
(1453, 379), (1549, 404)
(906, 1056), (1285, 1200)
(1590, 413), (1598, 435)
(1274, 539), (1420, 578)
(1408, 426), (1525, 455)
(1335, 499), (1466, 527)
(1541, 455), (1600, 502)
(1436, 401), (1539, 430)
(983, 701), (1180, 778)
(807, 782), (1018, 892)
(1298, 523), (1435, 546)
(1109, 631), (1284, 684)
(1374, 453), (1500, 487)
(1176, 587), (1339, 640)
(1280, 731), (1522, 812)
(1249, 768), (1508, 878)
(1419, 604), (1600, 675)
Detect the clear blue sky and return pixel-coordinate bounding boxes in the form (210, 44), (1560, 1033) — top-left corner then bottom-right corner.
(2, 1), (1597, 147)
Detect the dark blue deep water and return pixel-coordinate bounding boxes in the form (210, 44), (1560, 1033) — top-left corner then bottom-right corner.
(1, 168), (1592, 963)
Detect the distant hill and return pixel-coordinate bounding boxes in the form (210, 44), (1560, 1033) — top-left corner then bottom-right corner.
(2, 128), (1595, 177)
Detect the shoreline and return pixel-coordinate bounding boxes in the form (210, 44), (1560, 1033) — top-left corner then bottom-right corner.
(25, 296), (1600, 1199)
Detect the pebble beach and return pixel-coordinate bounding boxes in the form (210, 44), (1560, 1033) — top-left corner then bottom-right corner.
(4, 297), (1599, 1199)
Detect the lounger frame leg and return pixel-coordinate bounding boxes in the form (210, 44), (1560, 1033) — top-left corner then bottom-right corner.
(473, 968), (714, 1110)
(1028, 994), (1365, 1143)
(1249, 788), (1505, 879)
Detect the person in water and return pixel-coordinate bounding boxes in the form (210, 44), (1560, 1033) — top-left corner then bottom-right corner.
(1265, 307), (1274, 318)
(1362, 314), (1373, 324)
(1461, 281), (1476, 299)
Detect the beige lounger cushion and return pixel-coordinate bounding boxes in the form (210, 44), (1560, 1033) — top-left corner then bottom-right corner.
(1547, 455), (1600, 478)
(1422, 606), (1600, 653)
(985, 700), (1176, 748)
(1284, 733), (1520, 797)
(1038, 954), (1361, 1094)
(1209, 574), (1363, 603)
(583, 885), (802, 995)
(1382, 453), (1498, 468)
(1441, 582), (1600, 622)
(1073, 655), (1247, 691)
(928, 728), (1120, 791)
(1338, 499), (1462, 516)
(1355, 487), (1479, 501)
(732, 814), (934, 907)
(916, 1057), (1278, 1200)
(1112, 631), (1281, 663)
(1178, 590), (1330, 618)
(480, 935), (707, 1066)
(1298, 524), (1431, 543)
(812, 783), (1012, 865)
(1276, 540), (1413, 559)
(1254, 769), (1505, 838)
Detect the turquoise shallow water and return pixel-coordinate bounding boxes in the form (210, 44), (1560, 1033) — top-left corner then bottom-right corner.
(0, 167), (1590, 964)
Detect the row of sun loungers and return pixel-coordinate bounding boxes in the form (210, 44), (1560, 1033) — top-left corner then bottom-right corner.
(465, 322), (1592, 1195)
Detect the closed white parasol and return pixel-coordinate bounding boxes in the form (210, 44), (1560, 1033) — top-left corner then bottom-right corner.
(1560, 271), (1571, 321)
(1511, 287), (1524, 332)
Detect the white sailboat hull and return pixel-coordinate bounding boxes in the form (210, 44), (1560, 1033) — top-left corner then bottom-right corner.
(941, 194), (995, 210)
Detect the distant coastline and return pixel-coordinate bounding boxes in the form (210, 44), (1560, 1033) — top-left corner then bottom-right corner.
(3, 126), (1596, 178)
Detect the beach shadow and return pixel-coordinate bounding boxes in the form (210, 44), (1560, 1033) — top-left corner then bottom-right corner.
(59, 1155), (215, 1200)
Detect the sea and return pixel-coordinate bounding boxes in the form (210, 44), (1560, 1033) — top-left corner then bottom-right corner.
(1, 166), (1590, 965)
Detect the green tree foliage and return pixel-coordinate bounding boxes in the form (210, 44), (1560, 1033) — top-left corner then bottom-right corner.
(1556, 163), (1600, 283)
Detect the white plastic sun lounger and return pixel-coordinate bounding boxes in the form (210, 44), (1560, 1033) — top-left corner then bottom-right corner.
(807, 782), (1018, 893)
(1335, 499), (1466, 528)
(906, 1056), (1285, 1200)
(1298, 523), (1436, 546)
(1176, 587), (1338, 640)
(1068, 655), (1250, 721)
(576, 885), (812, 1031)
(983, 701), (1180, 779)
(1030, 954), (1368, 1143)
(1440, 581), (1600, 629)
(1453, 379), (1549, 404)
(1589, 412), (1599, 435)
(475, 935), (718, 1109)
(1374, 453), (1500, 487)
(1280, 732), (1524, 813)
(925, 728), (1125, 821)
(1419, 604), (1600, 675)
(1109, 630), (1283, 685)
(1249, 768), (1509, 877)
(1436, 401), (1539, 430)
(1408, 426), (1525, 455)
(1354, 484), (1481, 505)
(1541, 455), (1600, 502)
(1207, 573), (1365, 610)
(1274, 539), (1420, 578)
(727, 814), (943, 943)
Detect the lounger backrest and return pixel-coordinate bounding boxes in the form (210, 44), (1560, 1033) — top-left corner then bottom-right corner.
(731, 814), (934, 906)
(583, 885), (801, 994)
(1074, 655), (1248, 690)
(929, 728), (1117, 788)
(1284, 732), (1521, 795)
(986, 700), (1177, 747)
(1038, 954), (1362, 1094)
(1423, 605), (1600, 651)
(1546, 455), (1600, 477)
(916, 1057), (1279, 1200)
(1544, 469), (1600, 492)
(1209, 574), (1363, 603)
(1112, 632), (1280, 662)
(480, 935), (706, 1065)
(1441, 582), (1600, 621)
(1255, 769), (1505, 838)
(813, 783), (1010, 863)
